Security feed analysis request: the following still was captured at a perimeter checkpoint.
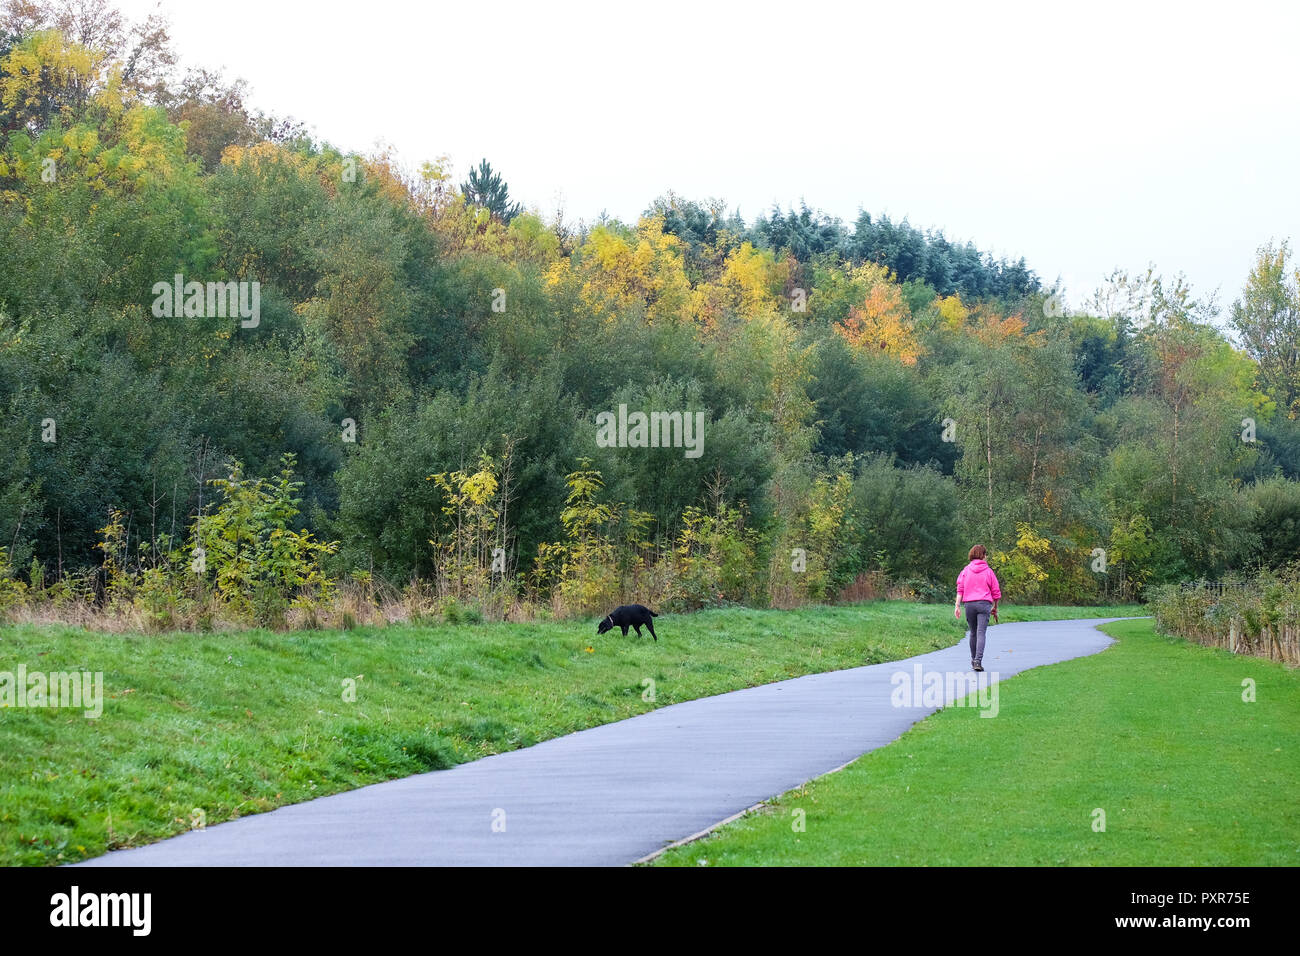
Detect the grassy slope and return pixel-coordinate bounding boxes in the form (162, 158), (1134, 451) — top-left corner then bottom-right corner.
(654, 619), (1300, 866)
(0, 602), (1137, 865)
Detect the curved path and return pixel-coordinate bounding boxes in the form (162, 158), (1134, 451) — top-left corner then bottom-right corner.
(80, 618), (1121, 867)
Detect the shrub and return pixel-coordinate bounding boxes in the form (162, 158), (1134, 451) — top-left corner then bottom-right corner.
(0, 547), (27, 617)
(671, 502), (760, 611)
(1245, 477), (1300, 569)
(543, 462), (622, 616)
(194, 454), (338, 626)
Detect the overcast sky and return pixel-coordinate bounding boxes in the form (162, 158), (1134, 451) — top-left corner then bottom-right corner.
(117, 0), (1300, 314)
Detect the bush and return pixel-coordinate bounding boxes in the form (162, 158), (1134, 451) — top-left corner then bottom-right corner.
(843, 455), (962, 583)
(1245, 477), (1300, 569)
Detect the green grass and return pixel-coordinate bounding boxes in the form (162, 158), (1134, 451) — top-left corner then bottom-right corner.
(653, 618), (1300, 866)
(0, 601), (1138, 865)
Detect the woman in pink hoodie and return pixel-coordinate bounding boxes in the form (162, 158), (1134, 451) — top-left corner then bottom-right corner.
(954, 545), (1001, 672)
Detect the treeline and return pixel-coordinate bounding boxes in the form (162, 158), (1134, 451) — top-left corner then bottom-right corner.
(652, 195), (1041, 302)
(2, 2), (1300, 627)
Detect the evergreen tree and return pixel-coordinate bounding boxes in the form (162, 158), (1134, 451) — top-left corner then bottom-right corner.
(460, 158), (522, 223)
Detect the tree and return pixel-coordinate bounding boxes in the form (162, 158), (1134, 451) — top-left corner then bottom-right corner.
(845, 455), (962, 582)
(835, 274), (920, 365)
(0, 27), (104, 134)
(1231, 240), (1300, 417)
(753, 203), (845, 261)
(460, 158), (521, 223)
(159, 68), (257, 171)
(569, 216), (693, 326)
(807, 334), (956, 470)
(299, 182), (422, 411)
(195, 455), (337, 621)
(0, 0), (175, 108)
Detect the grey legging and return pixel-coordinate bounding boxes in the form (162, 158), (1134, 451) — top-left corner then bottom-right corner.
(964, 600), (993, 663)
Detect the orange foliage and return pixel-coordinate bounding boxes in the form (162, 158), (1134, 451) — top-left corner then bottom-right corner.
(965, 303), (1040, 346)
(835, 281), (921, 365)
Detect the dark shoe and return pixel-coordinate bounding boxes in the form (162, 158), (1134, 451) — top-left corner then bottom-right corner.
(973, 661), (984, 672)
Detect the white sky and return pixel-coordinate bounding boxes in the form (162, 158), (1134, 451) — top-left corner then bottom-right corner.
(117, 0), (1300, 312)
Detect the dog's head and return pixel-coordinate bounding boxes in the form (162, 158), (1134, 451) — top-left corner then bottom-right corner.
(596, 615), (613, 635)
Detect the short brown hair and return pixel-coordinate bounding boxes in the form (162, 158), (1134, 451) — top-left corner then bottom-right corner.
(968, 545), (987, 561)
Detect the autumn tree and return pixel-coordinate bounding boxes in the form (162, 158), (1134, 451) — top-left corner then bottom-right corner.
(832, 263), (922, 365)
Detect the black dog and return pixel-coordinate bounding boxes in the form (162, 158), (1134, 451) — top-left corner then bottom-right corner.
(596, 604), (659, 641)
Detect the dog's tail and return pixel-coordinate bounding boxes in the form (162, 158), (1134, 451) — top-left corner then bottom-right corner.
(649, 609), (658, 617)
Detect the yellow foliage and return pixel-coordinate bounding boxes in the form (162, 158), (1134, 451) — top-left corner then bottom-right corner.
(937, 294), (968, 329)
(505, 213), (562, 266)
(721, 242), (782, 315)
(362, 147), (423, 209)
(426, 195), (512, 255)
(221, 140), (347, 197)
(544, 257), (571, 289)
(990, 523), (1053, 600)
(0, 30), (104, 123)
(90, 63), (128, 119)
(460, 469), (499, 507)
(221, 140), (302, 172)
(574, 216), (692, 325)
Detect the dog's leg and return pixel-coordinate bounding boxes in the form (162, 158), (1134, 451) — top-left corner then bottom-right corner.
(646, 620), (657, 641)
(620, 625), (629, 636)
(633, 624), (642, 637)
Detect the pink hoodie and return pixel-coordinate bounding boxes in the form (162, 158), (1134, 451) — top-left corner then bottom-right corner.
(957, 559), (1002, 603)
